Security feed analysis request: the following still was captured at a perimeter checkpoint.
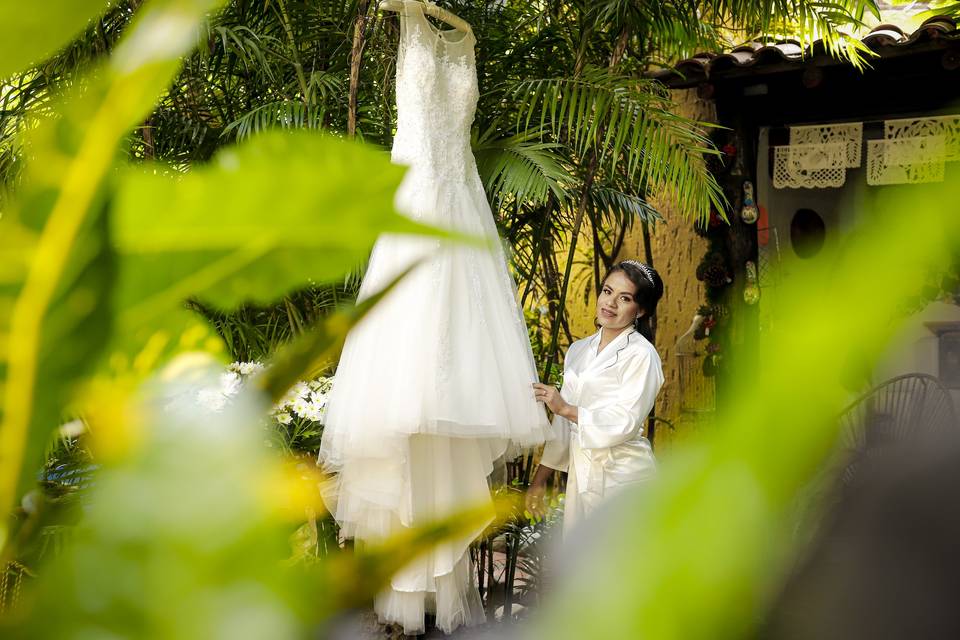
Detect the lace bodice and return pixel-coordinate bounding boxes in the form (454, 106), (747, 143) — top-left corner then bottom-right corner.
(392, 1), (479, 183)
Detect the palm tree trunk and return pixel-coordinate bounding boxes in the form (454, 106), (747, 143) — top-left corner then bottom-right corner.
(347, 0), (372, 138)
(541, 154), (598, 383)
(592, 212), (604, 293)
(520, 198), (556, 308)
(609, 27), (630, 72)
(640, 217), (659, 444)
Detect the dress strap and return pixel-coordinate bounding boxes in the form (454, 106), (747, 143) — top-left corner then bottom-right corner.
(402, 0), (473, 48)
(397, 0), (412, 44)
(395, 0), (418, 68)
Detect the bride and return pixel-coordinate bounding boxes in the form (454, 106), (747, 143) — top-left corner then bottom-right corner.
(527, 260), (665, 531)
(318, 0), (550, 635)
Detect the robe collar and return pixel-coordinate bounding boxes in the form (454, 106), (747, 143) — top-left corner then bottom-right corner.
(584, 326), (637, 375)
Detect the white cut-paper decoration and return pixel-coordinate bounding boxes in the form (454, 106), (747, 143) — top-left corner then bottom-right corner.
(773, 142), (848, 189)
(789, 122), (863, 168)
(884, 116), (960, 161)
(866, 135), (946, 186)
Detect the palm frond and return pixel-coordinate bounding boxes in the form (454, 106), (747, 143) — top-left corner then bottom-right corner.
(222, 98), (328, 140)
(473, 129), (573, 208)
(698, 0), (881, 68)
(591, 0), (721, 61)
(507, 67), (724, 223)
(209, 25), (280, 82)
(587, 184), (662, 225)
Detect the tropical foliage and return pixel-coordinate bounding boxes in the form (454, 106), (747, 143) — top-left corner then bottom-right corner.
(0, 0), (881, 369)
(4, 0), (934, 638)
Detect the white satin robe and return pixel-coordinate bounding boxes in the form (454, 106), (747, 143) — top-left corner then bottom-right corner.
(540, 327), (664, 531)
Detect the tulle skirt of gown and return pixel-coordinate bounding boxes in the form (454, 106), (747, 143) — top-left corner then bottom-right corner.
(318, 167), (550, 634)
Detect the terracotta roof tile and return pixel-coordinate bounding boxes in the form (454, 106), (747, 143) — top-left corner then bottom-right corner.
(654, 15), (960, 87)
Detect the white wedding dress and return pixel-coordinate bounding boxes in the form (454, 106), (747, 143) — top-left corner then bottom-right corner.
(318, 2), (550, 634)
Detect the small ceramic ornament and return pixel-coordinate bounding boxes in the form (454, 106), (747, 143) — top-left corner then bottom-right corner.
(743, 260), (761, 305)
(741, 180), (759, 224)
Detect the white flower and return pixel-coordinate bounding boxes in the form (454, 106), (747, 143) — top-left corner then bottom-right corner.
(261, 375), (335, 420)
(292, 381), (310, 399)
(310, 377), (333, 394)
(277, 388), (299, 409)
(291, 397), (310, 418)
(229, 361), (264, 376)
(276, 412), (292, 425)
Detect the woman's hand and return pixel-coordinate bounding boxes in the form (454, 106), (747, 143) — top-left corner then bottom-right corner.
(533, 382), (571, 417)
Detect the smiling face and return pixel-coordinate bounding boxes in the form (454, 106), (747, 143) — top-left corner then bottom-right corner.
(596, 270), (643, 331)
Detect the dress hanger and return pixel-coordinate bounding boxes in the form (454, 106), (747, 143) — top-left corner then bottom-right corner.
(378, 0), (472, 34)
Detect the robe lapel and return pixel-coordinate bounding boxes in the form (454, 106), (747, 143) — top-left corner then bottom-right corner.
(563, 329), (600, 379)
(584, 328), (636, 377)
(559, 331), (599, 401)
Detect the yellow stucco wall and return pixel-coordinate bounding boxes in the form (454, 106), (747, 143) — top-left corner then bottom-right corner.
(559, 88), (716, 451)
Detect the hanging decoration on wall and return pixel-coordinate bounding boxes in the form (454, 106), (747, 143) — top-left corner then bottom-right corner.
(771, 117), (960, 188)
(696, 250), (733, 288)
(693, 126), (750, 385)
(772, 142), (848, 189)
(740, 180), (759, 223)
(756, 204), (777, 287)
(866, 135), (946, 185)
(790, 122), (863, 166)
(863, 115), (960, 185)
(772, 122), (863, 189)
(743, 260), (761, 305)
(884, 115), (960, 161)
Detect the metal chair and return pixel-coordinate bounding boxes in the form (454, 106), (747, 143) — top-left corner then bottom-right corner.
(837, 373), (958, 484)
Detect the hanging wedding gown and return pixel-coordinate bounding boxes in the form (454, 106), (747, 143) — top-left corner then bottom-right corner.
(318, 1), (550, 634)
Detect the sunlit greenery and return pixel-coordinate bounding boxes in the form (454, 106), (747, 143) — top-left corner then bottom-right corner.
(5, 0), (953, 639)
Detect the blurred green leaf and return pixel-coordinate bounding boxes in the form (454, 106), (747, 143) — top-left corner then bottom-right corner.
(1, 353), (507, 637)
(113, 131), (440, 312)
(257, 262), (420, 402)
(0, 358), (323, 638)
(0, 0), (111, 79)
(0, 0), (227, 553)
(537, 179), (960, 639)
(108, 130), (480, 372)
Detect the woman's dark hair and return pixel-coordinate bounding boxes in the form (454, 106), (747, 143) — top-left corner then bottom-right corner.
(602, 260), (664, 343)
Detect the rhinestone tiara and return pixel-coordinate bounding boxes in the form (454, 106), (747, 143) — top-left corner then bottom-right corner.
(621, 259), (655, 285)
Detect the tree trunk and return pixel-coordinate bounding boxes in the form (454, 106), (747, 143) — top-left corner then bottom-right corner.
(347, 0), (372, 138)
(520, 198), (556, 307)
(541, 155), (598, 383)
(640, 217), (659, 444)
(139, 116), (154, 160)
